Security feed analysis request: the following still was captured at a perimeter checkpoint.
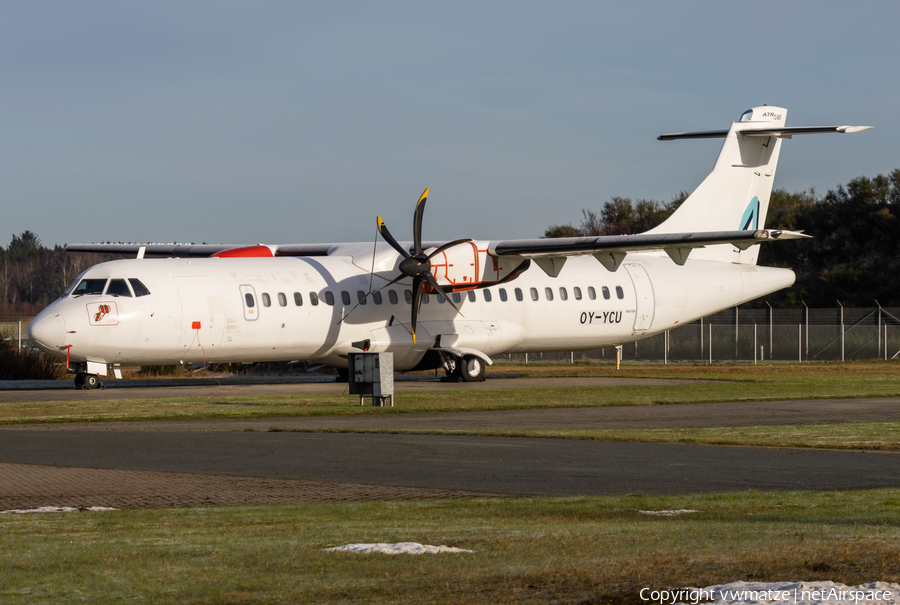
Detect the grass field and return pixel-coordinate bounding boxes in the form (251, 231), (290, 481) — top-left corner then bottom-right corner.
(2, 490), (899, 604)
(3, 362), (900, 603)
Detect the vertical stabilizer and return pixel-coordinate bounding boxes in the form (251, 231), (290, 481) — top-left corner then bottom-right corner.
(647, 106), (787, 264)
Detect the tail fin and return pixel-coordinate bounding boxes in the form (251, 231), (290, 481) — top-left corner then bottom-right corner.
(647, 106), (790, 264)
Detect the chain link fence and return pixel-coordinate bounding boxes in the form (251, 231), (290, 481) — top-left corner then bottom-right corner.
(507, 304), (900, 363)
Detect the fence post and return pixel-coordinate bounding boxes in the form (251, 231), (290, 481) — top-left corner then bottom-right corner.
(18, 320), (22, 350)
(798, 324), (802, 363)
(700, 317), (704, 357)
(709, 322), (712, 365)
(877, 301), (882, 360)
(664, 331), (668, 365)
(735, 306), (739, 360)
(766, 301), (773, 359)
(838, 301), (844, 362)
(802, 301), (808, 361)
(754, 324), (757, 365)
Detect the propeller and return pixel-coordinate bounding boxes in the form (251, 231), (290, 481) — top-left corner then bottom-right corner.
(377, 188), (472, 343)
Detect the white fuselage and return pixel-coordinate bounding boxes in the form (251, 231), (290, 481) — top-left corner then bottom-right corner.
(29, 243), (794, 371)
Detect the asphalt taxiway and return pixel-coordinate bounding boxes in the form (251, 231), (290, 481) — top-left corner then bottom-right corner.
(2, 377), (899, 509)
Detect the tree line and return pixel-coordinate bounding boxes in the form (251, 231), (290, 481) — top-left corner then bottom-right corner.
(543, 169), (900, 307)
(2, 168), (899, 317)
(0, 231), (111, 317)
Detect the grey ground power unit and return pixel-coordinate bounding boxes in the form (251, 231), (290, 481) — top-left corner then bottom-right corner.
(348, 352), (394, 407)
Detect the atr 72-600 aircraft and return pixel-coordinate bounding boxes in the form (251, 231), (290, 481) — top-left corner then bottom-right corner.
(30, 106), (870, 388)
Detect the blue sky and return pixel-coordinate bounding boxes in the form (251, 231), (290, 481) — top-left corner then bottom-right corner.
(2, 1), (896, 248)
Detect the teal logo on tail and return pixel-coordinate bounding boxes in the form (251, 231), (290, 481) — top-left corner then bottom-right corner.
(739, 197), (759, 230)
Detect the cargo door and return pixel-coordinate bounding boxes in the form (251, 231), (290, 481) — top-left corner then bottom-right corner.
(624, 263), (654, 333)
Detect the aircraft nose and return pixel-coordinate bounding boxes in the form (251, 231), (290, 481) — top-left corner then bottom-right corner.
(28, 311), (67, 354)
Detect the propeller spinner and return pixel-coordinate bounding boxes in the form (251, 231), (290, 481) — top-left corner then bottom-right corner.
(377, 188), (472, 343)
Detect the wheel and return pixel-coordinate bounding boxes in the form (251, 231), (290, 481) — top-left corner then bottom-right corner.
(460, 355), (485, 382)
(84, 373), (101, 389)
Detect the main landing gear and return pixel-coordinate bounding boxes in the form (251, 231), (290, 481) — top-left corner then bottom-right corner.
(442, 354), (486, 382)
(74, 372), (102, 389)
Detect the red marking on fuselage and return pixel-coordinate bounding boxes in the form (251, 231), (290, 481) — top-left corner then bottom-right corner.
(211, 245), (273, 258)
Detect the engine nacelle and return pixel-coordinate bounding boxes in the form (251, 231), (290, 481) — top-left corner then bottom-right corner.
(428, 240), (528, 290)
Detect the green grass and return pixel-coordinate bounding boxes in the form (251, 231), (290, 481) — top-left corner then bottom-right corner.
(3, 362), (900, 425)
(2, 490), (899, 604)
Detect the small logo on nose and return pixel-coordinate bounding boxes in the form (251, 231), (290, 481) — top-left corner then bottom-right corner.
(87, 302), (119, 326)
(94, 304), (110, 322)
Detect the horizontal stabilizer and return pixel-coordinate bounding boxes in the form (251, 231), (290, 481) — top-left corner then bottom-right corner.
(659, 125), (872, 141)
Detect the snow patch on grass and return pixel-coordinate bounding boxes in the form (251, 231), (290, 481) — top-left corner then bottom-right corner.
(324, 542), (473, 554)
(0, 506), (116, 514)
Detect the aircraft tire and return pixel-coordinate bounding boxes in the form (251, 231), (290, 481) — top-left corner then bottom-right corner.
(84, 373), (101, 389)
(460, 355), (485, 382)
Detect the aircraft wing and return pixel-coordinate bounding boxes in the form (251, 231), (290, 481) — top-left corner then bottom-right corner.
(65, 243), (335, 257)
(490, 229), (808, 273)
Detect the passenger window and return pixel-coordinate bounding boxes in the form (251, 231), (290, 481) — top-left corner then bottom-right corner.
(422, 293), (430, 304)
(515, 288), (523, 301)
(73, 279), (108, 296)
(602, 286), (610, 300)
(616, 286), (624, 299)
(559, 287), (568, 301)
(357, 290), (367, 305)
(262, 293), (271, 307)
(128, 279), (151, 297)
(545, 287), (554, 301)
(588, 286), (596, 300)
(324, 291), (334, 306)
(278, 292), (287, 307)
(573, 287), (582, 300)
(310, 292), (319, 306)
(404, 290), (413, 304)
(373, 291), (382, 305)
(294, 292), (303, 306)
(436, 294), (445, 304)
(341, 291), (351, 305)
(106, 279), (132, 297)
(483, 290), (492, 302)
(452, 292), (461, 304)
(389, 290), (398, 305)
(467, 291), (476, 302)
(499, 288), (508, 302)
(530, 287), (539, 301)
(245, 293), (255, 308)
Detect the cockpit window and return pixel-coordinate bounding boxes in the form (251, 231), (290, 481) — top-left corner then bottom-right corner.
(105, 279), (133, 297)
(72, 279), (108, 296)
(740, 109), (754, 122)
(129, 278), (151, 297)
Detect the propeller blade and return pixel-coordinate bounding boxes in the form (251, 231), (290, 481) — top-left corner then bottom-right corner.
(377, 216), (411, 259)
(425, 238), (473, 261)
(413, 188), (428, 256)
(410, 277), (422, 343)
(425, 273), (464, 317)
